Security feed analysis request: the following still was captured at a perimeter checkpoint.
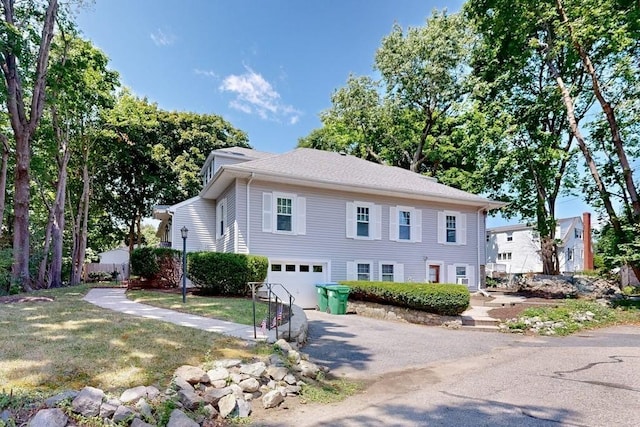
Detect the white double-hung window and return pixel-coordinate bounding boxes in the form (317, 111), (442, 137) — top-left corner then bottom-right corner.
(346, 260), (373, 281)
(389, 206), (421, 242)
(379, 262), (404, 282)
(437, 211), (467, 245)
(276, 197), (293, 232)
(262, 192), (306, 235)
(346, 201), (381, 240)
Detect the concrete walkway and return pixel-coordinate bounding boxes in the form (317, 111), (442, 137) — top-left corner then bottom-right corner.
(83, 288), (276, 342)
(460, 293), (528, 331)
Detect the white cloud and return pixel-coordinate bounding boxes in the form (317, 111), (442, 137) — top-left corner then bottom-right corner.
(150, 29), (176, 46)
(219, 66), (301, 123)
(194, 69), (218, 78)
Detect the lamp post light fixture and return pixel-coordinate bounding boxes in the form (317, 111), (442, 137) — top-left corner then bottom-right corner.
(181, 226), (188, 303)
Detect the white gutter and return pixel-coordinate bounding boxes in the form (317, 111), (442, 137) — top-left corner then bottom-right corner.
(246, 172), (255, 253)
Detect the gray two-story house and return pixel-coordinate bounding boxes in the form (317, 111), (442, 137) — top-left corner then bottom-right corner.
(154, 147), (503, 308)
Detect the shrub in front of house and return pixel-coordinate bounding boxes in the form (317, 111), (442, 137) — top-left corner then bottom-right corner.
(187, 252), (268, 295)
(130, 247), (182, 287)
(340, 281), (470, 316)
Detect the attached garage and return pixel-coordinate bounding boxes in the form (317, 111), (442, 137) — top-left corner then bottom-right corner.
(266, 260), (329, 309)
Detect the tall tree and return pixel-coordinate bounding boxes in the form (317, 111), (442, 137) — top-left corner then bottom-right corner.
(467, 0), (640, 275)
(375, 10), (470, 174)
(1, 0), (59, 290)
(34, 34), (118, 288)
(95, 93), (249, 254)
(301, 11), (480, 191)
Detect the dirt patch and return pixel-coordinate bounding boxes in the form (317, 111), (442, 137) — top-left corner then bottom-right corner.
(0, 295), (55, 304)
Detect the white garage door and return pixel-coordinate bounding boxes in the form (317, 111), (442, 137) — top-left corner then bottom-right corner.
(267, 261), (328, 309)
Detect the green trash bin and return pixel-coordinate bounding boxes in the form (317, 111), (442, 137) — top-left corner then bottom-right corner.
(315, 284), (329, 312)
(326, 285), (350, 315)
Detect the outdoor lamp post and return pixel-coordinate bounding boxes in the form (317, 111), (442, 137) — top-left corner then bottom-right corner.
(181, 226), (188, 303)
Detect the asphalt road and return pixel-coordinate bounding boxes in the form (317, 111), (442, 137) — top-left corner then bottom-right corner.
(257, 312), (640, 427)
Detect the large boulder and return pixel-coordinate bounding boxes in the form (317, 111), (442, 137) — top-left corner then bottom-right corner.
(515, 275), (577, 298)
(516, 274), (620, 299)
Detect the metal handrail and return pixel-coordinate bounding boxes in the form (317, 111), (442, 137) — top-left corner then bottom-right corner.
(248, 281), (295, 340)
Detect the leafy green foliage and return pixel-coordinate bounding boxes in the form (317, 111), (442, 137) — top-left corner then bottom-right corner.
(130, 247), (159, 279)
(299, 11), (483, 190)
(341, 281), (470, 315)
(188, 252), (268, 296)
(130, 247), (182, 287)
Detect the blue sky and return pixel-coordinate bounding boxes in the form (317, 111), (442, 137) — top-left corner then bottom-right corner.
(76, 1), (592, 227)
(76, 0), (463, 153)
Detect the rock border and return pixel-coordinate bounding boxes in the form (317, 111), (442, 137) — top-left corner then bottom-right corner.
(18, 340), (326, 427)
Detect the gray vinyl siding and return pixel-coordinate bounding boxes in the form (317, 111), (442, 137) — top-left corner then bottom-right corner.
(235, 180), (249, 254)
(171, 198), (216, 252)
(215, 184), (236, 253)
(241, 180), (483, 289)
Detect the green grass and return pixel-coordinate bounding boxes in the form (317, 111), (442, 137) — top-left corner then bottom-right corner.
(0, 285), (262, 394)
(506, 299), (640, 335)
(126, 289), (270, 325)
(300, 375), (362, 404)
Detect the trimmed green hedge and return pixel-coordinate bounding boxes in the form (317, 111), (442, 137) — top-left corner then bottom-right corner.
(187, 252), (268, 295)
(340, 281), (470, 316)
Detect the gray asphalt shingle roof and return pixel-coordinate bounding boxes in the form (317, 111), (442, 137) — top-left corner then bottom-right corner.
(226, 148), (496, 206)
(212, 146), (274, 159)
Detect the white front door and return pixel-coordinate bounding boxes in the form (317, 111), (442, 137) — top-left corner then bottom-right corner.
(267, 261), (328, 309)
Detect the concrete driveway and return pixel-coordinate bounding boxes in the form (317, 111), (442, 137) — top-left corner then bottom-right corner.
(257, 312), (640, 427)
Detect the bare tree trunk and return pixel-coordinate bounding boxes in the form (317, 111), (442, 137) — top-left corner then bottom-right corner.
(70, 147), (90, 285)
(0, 135), (9, 237)
(12, 133), (33, 290)
(36, 194), (53, 287)
(128, 214), (136, 254)
(555, 0), (640, 218)
(2, 0), (59, 291)
(49, 119), (71, 288)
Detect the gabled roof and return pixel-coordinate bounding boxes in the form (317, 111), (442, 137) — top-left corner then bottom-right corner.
(200, 146), (274, 174)
(202, 147), (504, 209)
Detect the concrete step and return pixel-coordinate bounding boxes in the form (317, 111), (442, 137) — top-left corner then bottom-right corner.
(461, 324), (502, 332)
(461, 316), (500, 327)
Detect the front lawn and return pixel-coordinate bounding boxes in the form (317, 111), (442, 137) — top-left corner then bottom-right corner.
(0, 285), (264, 393)
(127, 289), (271, 325)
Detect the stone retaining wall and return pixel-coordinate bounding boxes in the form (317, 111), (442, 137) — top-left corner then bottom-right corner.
(347, 301), (460, 326)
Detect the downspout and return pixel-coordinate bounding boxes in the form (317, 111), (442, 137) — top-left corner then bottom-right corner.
(477, 207), (489, 296)
(246, 173), (255, 253)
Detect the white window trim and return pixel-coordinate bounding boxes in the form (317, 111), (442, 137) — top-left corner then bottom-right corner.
(378, 261), (404, 283)
(389, 205), (422, 243)
(262, 192), (306, 236)
(346, 260), (374, 281)
(346, 201), (381, 240)
(437, 210), (467, 245)
(216, 197), (227, 240)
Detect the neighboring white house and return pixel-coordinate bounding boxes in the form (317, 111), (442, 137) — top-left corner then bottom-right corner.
(154, 146), (504, 308)
(486, 213), (594, 275)
(98, 247), (130, 264)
